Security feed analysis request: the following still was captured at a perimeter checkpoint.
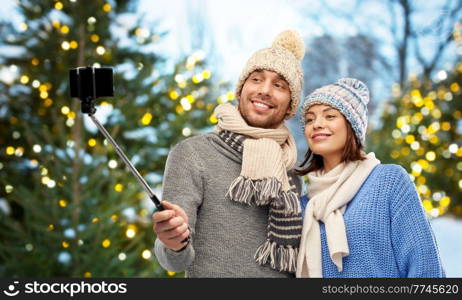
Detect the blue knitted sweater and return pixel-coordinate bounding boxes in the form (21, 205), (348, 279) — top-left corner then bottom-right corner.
(300, 164), (445, 278)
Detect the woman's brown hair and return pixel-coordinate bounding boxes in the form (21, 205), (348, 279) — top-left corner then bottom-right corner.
(296, 118), (366, 176)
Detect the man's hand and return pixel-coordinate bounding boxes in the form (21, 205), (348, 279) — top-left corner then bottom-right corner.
(152, 201), (190, 251)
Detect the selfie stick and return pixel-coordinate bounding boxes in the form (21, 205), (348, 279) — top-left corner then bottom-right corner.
(69, 66), (164, 211)
(87, 114), (164, 211)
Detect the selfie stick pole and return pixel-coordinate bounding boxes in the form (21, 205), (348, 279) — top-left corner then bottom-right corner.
(87, 113), (164, 211)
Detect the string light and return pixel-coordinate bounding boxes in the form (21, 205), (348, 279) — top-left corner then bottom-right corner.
(182, 127), (191, 137)
(102, 239), (111, 248)
(192, 74), (203, 84)
(449, 144), (458, 154)
(141, 112), (152, 125)
(41, 176), (50, 185)
(437, 70), (447, 81)
(44, 98), (53, 107)
(141, 249), (152, 260)
(108, 160), (117, 168)
(41, 167), (48, 176)
(61, 106), (70, 115)
(209, 114), (217, 124)
(96, 46), (105, 55)
(226, 91), (234, 100)
(174, 74), (184, 83)
(103, 3), (111, 12)
(169, 90), (179, 100)
(47, 181), (57, 188)
(114, 184), (123, 192)
(203, 70), (211, 79)
(5, 185), (13, 194)
(60, 25), (69, 34)
(180, 98), (191, 111)
(6, 146), (15, 155)
(32, 80), (40, 88)
(90, 34), (100, 43)
(174, 105), (183, 115)
(55, 2), (63, 10)
(61, 41), (70, 50)
(126, 224), (137, 238)
(88, 138), (96, 147)
(52, 20), (60, 29)
(25, 244), (34, 251)
(20, 75), (29, 84)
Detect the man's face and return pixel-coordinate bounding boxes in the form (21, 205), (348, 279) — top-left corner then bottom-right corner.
(237, 69), (291, 129)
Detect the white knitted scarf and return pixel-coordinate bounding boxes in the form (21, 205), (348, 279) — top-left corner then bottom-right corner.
(296, 152), (380, 277)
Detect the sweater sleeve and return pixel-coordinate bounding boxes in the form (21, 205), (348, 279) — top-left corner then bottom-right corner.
(389, 165), (445, 278)
(154, 139), (204, 272)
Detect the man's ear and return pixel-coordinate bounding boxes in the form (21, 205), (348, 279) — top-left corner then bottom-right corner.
(284, 101), (293, 118)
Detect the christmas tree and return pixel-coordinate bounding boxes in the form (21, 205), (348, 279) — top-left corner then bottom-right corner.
(368, 59), (462, 219)
(0, 0), (228, 277)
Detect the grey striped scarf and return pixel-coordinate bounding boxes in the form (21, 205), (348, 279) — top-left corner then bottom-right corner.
(218, 130), (302, 273)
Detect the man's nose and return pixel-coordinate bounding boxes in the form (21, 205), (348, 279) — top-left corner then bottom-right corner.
(257, 80), (272, 97)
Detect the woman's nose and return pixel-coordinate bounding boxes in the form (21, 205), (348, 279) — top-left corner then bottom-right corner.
(312, 117), (325, 128)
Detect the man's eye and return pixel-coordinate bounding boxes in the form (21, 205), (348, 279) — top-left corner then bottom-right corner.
(275, 82), (286, 89)
(305, 119), (313, 124)
(251, 77), (260, 82)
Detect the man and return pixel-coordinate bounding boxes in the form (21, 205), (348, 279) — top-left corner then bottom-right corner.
(153, 30), (305, 277)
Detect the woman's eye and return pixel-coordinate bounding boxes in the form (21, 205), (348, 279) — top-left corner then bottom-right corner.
(326, 115), (336, 119)
(305, 119), (313, 124)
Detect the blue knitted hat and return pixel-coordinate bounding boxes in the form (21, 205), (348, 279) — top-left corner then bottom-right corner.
(301, 78), (369, 145)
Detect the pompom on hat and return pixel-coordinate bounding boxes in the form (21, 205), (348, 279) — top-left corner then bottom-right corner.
(235, 30), (305, 119)
(301, 78), (370, 145)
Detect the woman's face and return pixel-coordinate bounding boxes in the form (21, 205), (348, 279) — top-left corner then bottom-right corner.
(304, 104), (348, 159)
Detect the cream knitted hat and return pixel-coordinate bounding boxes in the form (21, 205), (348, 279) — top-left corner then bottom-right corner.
(235, 30), (305, 119)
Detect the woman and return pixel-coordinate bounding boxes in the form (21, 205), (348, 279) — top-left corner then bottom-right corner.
(295, 78), (444, 278)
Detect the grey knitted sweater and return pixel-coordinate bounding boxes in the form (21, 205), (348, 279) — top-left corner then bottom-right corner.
(154, 132), (302, 277)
